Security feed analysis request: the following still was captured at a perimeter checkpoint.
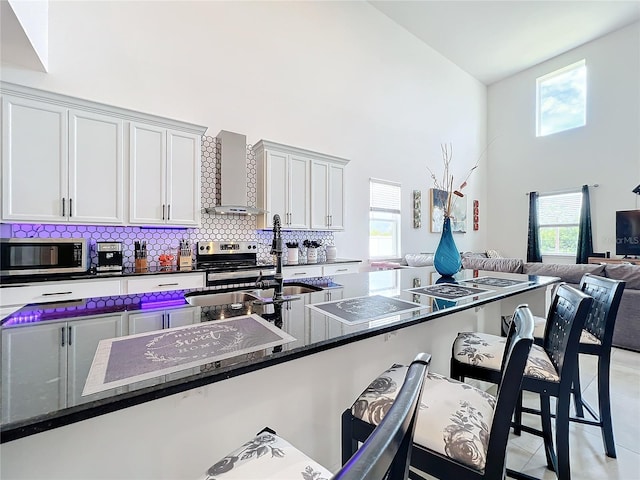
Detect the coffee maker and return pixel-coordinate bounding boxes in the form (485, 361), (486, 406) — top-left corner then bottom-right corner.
(96, 241), (123, 272)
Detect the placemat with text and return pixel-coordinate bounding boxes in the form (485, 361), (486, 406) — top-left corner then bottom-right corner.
(83, 314), (295, 396)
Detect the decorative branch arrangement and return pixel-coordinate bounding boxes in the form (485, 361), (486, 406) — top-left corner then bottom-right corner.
(426, 144), (476, 218)
(426, 143), (486, 218)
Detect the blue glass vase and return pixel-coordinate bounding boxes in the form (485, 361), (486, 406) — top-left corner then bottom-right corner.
(434, 217), (461, 277)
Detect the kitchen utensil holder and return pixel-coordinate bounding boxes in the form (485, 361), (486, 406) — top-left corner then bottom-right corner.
(178, 254), (193, 270)
(307, 247), (318, 264)
(135, 256), (148, 273)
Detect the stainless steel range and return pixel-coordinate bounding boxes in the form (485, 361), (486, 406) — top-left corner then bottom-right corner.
(196, 241), (275, 287)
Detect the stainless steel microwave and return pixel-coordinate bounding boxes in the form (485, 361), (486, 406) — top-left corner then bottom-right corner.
(0, 238), (88, 276)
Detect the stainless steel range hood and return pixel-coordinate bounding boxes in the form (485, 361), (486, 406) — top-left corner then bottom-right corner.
(205, 130), (264, 215)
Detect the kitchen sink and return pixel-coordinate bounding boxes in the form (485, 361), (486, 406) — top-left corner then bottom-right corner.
(251, 284), (323, 297)
(184, 291), (259, 307)
(185, 283), (323, 307)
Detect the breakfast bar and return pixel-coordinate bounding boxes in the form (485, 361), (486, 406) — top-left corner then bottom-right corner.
(1, 267), (556, 479)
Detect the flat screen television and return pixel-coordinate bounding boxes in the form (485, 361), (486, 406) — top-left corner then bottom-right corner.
(616, 210), (640, 257)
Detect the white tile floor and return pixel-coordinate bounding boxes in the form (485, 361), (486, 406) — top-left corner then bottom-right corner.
(504, 347), (640, 479)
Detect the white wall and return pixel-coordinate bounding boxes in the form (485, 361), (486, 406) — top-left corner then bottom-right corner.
(7, 0), (48, 70)
(0, 0), (487, 262)
(487, 22), (640, 260)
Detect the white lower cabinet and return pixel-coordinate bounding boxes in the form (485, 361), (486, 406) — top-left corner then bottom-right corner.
(307, 288), (344, 343)
(322, 263), (360, 276)
(67, 315), (125, 406)
(0, 279), (122, 308)
(125, 272), (204, 295)
(126, 305), (201, 387)
(1, 273), (204, 309)
(283, 265), (323, 280)
(282, 262), (360, 280)
(1, 313), (124, 424)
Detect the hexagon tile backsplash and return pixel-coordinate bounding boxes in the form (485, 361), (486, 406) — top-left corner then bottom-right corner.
(7, 135), (334, 270)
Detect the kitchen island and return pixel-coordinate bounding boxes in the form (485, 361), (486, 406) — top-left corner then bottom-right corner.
(1, 267), (556, 479)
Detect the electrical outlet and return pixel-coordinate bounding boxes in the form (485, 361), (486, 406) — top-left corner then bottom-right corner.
(384, 331), (398, 342)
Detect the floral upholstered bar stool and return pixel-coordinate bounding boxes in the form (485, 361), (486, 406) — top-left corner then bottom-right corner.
(200, 352), (432, 480)
(531, 274), (625, 458)
(450, 284), (593, 480)
(342, 304), (535, 480)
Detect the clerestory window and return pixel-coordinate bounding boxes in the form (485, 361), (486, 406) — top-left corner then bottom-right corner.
(536, 59), (587, 137)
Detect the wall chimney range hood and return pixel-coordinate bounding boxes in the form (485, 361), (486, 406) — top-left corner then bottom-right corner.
(205, 130), (264, 216)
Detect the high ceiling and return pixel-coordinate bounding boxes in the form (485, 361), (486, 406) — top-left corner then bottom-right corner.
(369, 0), (640, 85)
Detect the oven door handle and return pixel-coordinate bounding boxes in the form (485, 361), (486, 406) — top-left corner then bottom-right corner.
(207, 269), (275, 282)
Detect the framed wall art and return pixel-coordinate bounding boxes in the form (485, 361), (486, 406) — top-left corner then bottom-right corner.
(430, 188), (467, 233)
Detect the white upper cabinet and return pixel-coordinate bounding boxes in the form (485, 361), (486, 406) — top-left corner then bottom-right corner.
(1, 96), (124, 224)
(129, 123), (201, 226)
(254, 140), (348, 230)
(311, 160), (346, 230)
(256, 144), (311, 229)
(69, 109), (124, 223)
(166, 130), (201, 226)
(2, 96), (68, 222)
(1, 82), (206, 227)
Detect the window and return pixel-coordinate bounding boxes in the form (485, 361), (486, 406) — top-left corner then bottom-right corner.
(369, 179), (401, 259)
(538, 191), (582, 255)
(536, 59), (586, 137)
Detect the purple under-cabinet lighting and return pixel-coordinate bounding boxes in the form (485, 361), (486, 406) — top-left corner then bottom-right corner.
(140, 298), (187, 310)
(3, 312), (43, 326)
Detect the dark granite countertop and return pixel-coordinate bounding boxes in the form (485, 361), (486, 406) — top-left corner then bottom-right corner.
(0, 265), (206, 286)
(0, 259), (362, 286)
(0, 267), (557, 443)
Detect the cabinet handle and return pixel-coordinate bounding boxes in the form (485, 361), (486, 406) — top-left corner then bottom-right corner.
(62, 198), (66, 217)
(167, 204), (171, 220)
(42, 291), (73, 296)
(329, 215), (332, 226)
(166, 313), (170, 329)
(336, 268), (348, 272)
(69, 198), (73, 217)
(158, 282), (179, 287)
(162, 204), (166, 220)
(68, 326), (73, 346)
(61, 327), (66, 347)
(294, 272), (307, 276)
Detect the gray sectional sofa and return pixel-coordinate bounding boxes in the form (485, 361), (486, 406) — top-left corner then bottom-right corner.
(461, 256), (640, 352)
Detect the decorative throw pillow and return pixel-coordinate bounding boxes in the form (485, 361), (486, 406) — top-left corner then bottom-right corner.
(485, 249), (502, 259)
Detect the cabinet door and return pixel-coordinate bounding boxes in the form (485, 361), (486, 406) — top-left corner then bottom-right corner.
(0, 279), (121, 307)
(288, 154), (310, 229)
(283, 265), (323, 280)
(166, 130), (200, 226)
(328, 163), (345, 230)
(2, 323), (66, 424)
(125, 272), (204, 295)
(67, 314), (124, 406)
(130, 122), (166, 224)
(165, 306), (200, 329)
(311, 161), (329, 230)
(69, 110), (124, 223)
(281, 296), (308, 349)
(322, 263), (360, 276)
(128, 311), (165, 335)
(263, 150), (288, 228)
(2, 96), (67, 222)
(165, 306), (201, 381)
